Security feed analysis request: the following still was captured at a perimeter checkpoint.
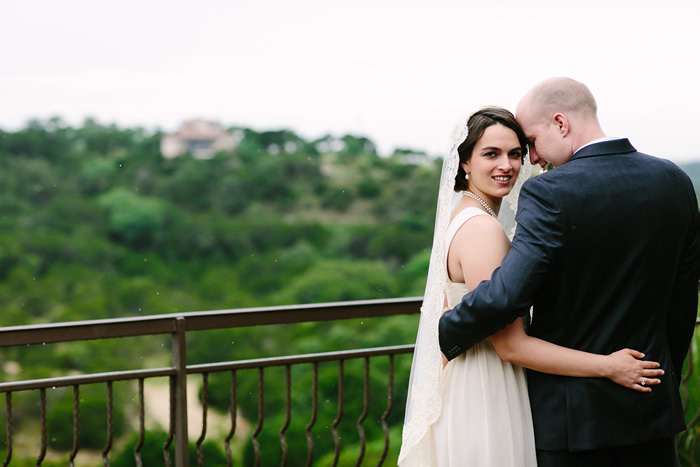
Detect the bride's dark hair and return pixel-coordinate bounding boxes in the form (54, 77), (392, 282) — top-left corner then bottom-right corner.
(454, 107), (528, 192)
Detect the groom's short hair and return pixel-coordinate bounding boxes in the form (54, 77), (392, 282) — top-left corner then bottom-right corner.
(527, 77), (598, 122)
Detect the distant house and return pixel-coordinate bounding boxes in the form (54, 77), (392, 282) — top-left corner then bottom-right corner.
(160, 119), (236, 159)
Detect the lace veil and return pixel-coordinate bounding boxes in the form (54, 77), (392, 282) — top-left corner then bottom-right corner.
(398, 112), (532, 465)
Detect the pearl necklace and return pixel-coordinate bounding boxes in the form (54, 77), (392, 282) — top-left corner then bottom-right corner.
(461, 191), (498, 218)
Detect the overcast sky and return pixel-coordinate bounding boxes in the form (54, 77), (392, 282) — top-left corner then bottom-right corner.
(3, 0), (699, 163)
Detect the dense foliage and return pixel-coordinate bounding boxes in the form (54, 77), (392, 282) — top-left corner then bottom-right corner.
(0, 118), (438, 324)
(0, 118), (439, 463)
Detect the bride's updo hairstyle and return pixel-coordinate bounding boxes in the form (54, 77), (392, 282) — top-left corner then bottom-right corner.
(454, 106), (528, 192)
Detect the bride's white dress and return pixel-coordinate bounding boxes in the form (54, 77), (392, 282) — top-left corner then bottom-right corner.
(430, 207), (537, 466)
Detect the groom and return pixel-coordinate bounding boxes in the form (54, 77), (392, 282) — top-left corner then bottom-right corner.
(439, 77), (700, 466)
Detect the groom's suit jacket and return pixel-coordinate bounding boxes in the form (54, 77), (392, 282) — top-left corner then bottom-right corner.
(439, 139), (700, 451)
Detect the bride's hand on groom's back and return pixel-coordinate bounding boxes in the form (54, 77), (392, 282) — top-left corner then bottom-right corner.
(605, 349), (664, 392)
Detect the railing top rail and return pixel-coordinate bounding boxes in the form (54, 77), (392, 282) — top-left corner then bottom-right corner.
(0, 297), (696, 349)
(0, 296), (423, 347)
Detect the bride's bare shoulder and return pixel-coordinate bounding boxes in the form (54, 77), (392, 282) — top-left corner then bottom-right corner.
(448, 213), (509, 285)
(450, 213), (509, 259)
(453, 212), (504, 239)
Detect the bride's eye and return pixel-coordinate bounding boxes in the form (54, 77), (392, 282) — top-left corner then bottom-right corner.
(509, 151), (522, 159)
(483, 151), (497, 157)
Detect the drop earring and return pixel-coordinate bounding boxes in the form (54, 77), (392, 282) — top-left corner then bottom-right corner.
(465, 172), (469, 180)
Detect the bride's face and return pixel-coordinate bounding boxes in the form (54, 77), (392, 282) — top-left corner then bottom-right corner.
(462, 124), (523, 201)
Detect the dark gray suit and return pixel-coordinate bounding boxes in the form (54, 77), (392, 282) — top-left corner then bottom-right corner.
(439, 139), (700, 454)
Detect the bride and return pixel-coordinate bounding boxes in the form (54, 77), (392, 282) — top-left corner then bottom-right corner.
(398, 107), (664, 466)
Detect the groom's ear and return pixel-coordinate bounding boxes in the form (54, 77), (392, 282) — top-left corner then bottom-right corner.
(553, 113), (569, 137)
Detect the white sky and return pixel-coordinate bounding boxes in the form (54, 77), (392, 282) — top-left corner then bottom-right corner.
(2, 0), (699, 163)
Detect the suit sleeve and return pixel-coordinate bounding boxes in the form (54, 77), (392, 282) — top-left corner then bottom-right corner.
(666, 175), (700, 383)
(439, 178), (565, 360)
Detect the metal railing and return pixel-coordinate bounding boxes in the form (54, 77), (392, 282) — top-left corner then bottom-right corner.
(0, 297), (421, 466)
(0, 299), (697, 466)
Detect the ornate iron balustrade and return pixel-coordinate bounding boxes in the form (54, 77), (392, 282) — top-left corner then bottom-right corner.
(0, 299), (697, 466)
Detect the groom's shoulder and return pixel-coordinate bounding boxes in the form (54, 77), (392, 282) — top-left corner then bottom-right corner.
(650, 154), (692, 179)
(518, 173), (563, 211)
(630, 151), (694, 186)
(519, 164), (592, 207)
(521, 168), (561, 193)
(635, 150), (679, 168)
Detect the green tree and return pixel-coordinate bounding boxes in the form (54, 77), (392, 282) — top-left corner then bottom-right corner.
(79, 157), (117, 195)
(273, 259), (398, 304)
(98, 188), (166, 248)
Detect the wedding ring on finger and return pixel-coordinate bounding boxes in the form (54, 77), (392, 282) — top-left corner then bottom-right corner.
(641, 377), (646, 386)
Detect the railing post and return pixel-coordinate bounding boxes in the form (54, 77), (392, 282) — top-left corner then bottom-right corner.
(173, 317), (189, 467)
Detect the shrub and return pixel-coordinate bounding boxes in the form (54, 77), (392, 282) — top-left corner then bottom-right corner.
(98, 188), (165, 248)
